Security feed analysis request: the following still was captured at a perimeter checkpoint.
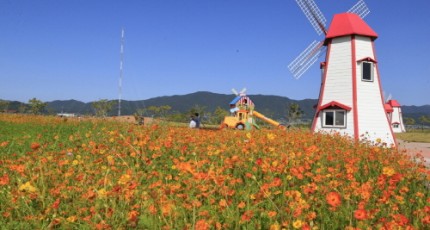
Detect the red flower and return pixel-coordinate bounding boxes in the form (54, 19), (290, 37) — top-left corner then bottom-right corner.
(51, 198), (61, 209)
(241, 210), (254, 222)
(354, 209), (367, 220)
(326, 192), (342, 208)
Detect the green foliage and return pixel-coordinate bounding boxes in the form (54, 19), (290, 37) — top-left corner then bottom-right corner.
(28, 98), (47, 115)
(91, 99), (116, 117)
(0, 100), (9, 112)
(403, 117), (415, 126)
(146, 105), (172, 118)
(419, 115), (430, 125)
(287, 103), (304, 123)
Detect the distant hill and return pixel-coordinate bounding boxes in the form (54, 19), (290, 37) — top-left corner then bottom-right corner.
(2, 92), (429, 121)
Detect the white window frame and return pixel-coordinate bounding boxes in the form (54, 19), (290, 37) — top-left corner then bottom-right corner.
(322, 109), (347, 128)
(361, 61), (374, 82)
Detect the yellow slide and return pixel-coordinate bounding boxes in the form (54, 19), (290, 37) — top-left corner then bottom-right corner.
(252, 111), (286, 129)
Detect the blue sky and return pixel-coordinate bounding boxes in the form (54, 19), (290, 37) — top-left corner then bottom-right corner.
(1, 0), (429, 106)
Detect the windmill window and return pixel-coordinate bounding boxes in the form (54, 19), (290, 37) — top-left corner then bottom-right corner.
(322, 110), (346, 128)
(362, 62), (374, 82)
(393, 123), (399, 128)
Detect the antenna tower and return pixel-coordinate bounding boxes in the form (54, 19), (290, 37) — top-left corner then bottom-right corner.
(118, 28), (125, 116)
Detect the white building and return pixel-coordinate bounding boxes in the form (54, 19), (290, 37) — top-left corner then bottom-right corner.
(385, 100), (406, 133)
(311, 13), (396, 147)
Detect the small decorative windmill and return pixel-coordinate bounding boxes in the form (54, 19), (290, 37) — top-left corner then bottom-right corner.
(289, 0), (396, 146)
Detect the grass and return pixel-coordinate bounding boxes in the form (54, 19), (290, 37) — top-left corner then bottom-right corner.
(396, 130), (430, 143)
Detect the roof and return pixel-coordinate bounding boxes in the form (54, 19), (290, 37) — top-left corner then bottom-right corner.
(318, 101), (352, 111)
(325, 13), (378, 42)
(387, 100), (401, 107)
(229, 96), (241, 105)
(384, 103), (394, 113)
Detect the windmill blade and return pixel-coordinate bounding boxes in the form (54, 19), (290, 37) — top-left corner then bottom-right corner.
(348, 0), (370, 19)
(386, 93), (392, 102)
(295, 0), (327, 36)
(232, 88), (239, 95)
(239, 88), (247, 95)
(288, 40), (326, 79)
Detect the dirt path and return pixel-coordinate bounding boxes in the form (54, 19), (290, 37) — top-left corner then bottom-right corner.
(397, 139), (430, 166)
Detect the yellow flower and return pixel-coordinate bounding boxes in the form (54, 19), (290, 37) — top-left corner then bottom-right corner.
(118, 174), (131, 185)
(267, 133), (276, 140)
(97, 188), (107, 199)
(107, 155), (115, 165)
(246, 132), (252, 139)
(72, 160), (79, 166)
(19, 182), (37, 193)
(66, 216), (77, 223)
(270, 222), (280, 230)
(382, 166), (395, 176)
(292, 219), (303, 229)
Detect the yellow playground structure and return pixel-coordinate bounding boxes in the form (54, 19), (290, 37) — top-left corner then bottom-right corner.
(220, 90), (286, 130)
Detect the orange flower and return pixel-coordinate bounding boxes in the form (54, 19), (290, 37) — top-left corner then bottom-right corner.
(241, 210), (254, 222)
(127, 210), (139, 222)
(30, 142), (41, 150)
(0, 174), (9, 186)
(422, 215), (430, 225)
(268, 211), (277, 218)
(354, 209), (367, 220)
(195, 219), (210, 230)
(0, 141), (8, 147)
(326, 191), (342, 208)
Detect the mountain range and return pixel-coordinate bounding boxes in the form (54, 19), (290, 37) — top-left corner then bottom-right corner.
(3, 91), (430, 121)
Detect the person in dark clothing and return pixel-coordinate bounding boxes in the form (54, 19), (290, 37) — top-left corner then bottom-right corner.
(194, 113), (200, 128)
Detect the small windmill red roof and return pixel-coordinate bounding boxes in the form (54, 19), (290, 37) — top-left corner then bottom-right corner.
(384, 103), (394, 113)
(387, 100), (401, 107)
(325, 13), (378, 41)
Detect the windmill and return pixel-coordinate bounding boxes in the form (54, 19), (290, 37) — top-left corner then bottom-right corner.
(288, 0), (370, 79)
(289, 0), (397, 146)
(232, 88), (247, 96)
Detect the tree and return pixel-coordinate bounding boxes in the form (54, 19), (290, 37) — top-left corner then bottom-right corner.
(147, 105), (172, 118)
(212, 106), (229, 125)
(28, 98), (47, 115)
(419, 115), (430, 131)
(0, 100), (9, 112)
(404, 117), (415, 126)
(92, 99), (116, 117)
(287, 103), (303, 124)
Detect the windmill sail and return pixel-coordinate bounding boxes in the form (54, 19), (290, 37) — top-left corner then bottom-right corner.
(289, 0), (370, 79)
(295, 0), (327, 35)
(288, 40), (326, 79)
(347, 0), (370, 18)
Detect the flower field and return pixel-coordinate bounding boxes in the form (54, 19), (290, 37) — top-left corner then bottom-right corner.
(0, 114), (429, 229)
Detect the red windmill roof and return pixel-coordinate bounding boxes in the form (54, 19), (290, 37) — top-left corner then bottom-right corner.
(384, 103), (394, 113)
(387, 100), (401, 107)
(325, 13), (378, 42)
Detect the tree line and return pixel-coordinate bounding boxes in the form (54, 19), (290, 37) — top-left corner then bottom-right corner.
(0, 98), (316, 127)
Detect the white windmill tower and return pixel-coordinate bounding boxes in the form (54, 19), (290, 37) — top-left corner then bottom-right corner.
(386, 99), (406, 133)
(288, 0), (396, 146)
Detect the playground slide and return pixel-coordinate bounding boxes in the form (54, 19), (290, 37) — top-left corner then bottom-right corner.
(252, 111), (284, 128)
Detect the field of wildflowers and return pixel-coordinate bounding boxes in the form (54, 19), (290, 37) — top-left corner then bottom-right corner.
(0, 114), (429, 229)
